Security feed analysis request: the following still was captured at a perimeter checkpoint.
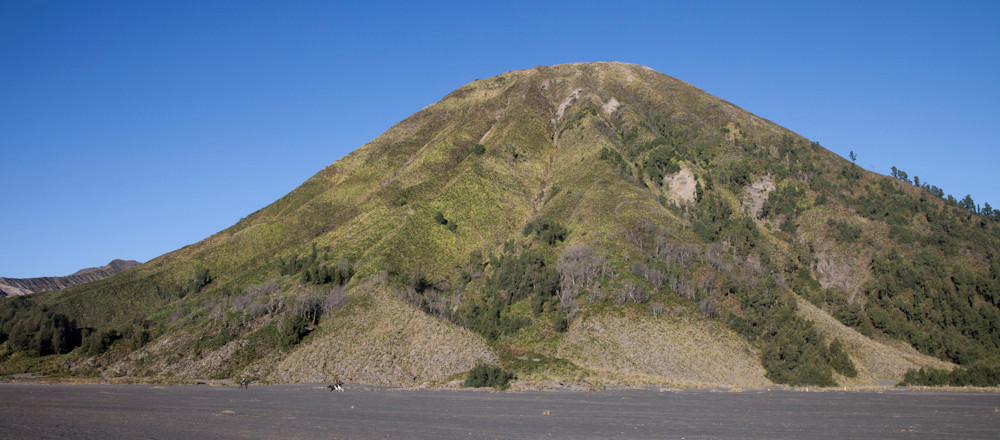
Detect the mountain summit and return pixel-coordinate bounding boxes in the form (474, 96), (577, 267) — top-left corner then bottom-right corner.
(2, 63), (996, 388)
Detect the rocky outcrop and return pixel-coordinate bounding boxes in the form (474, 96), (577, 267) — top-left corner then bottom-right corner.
(0, 259), (140, 297)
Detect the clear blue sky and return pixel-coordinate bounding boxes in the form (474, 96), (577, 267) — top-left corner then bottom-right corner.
(2, 1), (998, 278)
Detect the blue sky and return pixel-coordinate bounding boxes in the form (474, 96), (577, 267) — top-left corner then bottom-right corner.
(2, 1), (998, 278)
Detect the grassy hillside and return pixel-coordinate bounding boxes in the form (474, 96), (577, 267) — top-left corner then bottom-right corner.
(2, 62), (997, 388)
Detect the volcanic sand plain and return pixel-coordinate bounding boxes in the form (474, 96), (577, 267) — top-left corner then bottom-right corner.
(1, 383), (999, 439)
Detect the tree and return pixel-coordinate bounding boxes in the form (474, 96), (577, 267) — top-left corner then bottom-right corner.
(849, 151), (857, 163)
(913, 175), (920, 187)
(890, 166), (910, 183)
(961, 194), (976, 213)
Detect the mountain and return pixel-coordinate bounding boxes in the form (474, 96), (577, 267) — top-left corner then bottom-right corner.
(2, 63), (997, 388)
(0, 260), (141, 297)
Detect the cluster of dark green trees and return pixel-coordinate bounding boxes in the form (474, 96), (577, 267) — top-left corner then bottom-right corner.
(0, 300), (152, 360)
(0, 300), (82, 357)
(522, 219), (568, 246)
(761, 184), (805, 219)
(891, 165), (1000, 222)
(861, 249), (999, 364)
(453, 218), (568, 342)
(642, 141), (681, 184)
(825, 218), (863, 244)
(279, 246), (355, 286)
(598, 127), (708, 189)
(0, 270), (210, 360)
(730, 284), (857, 385)
(820, 175), (1000, 369)
(692, 192), (760, 256)
(457, 245), (560, 342)
(79, 322), (151, 356)
(900, 356), (1000, 386)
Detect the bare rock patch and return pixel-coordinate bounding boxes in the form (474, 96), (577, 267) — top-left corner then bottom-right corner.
(663, 166), (698, 206)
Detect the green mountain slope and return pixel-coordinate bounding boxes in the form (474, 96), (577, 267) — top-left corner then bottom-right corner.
(2, 62), (997, 387)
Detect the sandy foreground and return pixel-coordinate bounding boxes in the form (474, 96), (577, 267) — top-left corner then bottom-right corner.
(1, 383), (999, 439)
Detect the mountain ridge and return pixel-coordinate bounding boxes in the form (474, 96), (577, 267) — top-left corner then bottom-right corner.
(0, 259), (141, 297)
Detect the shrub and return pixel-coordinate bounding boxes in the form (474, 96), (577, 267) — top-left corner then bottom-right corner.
(699, 298), (717, 318)
(649, 301), (666, 318)
(827, 338), (858, 378)
(832, 302), (874, 338)
(234, 281), (280, 312)
(523, 219), (568, 245)
(122, 323), (151, 351)
(558, 244), (606, 297)
(615, 281), (648, 305)
(282, 251), (356, 287)
(464, 362), (515, 390)
(554, 314), (569, 333)
(279, 314), (309, 348)
(322, 287), (348, 317)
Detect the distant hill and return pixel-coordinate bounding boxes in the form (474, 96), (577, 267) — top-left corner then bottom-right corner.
(1, 63), (996, 388)
(0, 260), (141, 297)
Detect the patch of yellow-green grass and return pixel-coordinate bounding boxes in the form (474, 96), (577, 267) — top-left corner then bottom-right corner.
(557, 307), (770, 388)
(0, 351), (71, 376)
(497, 302), (567, 358)
(503, 354), (591, 389)
(269, 282), (494, 386)
(438, 166), (531, 241)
